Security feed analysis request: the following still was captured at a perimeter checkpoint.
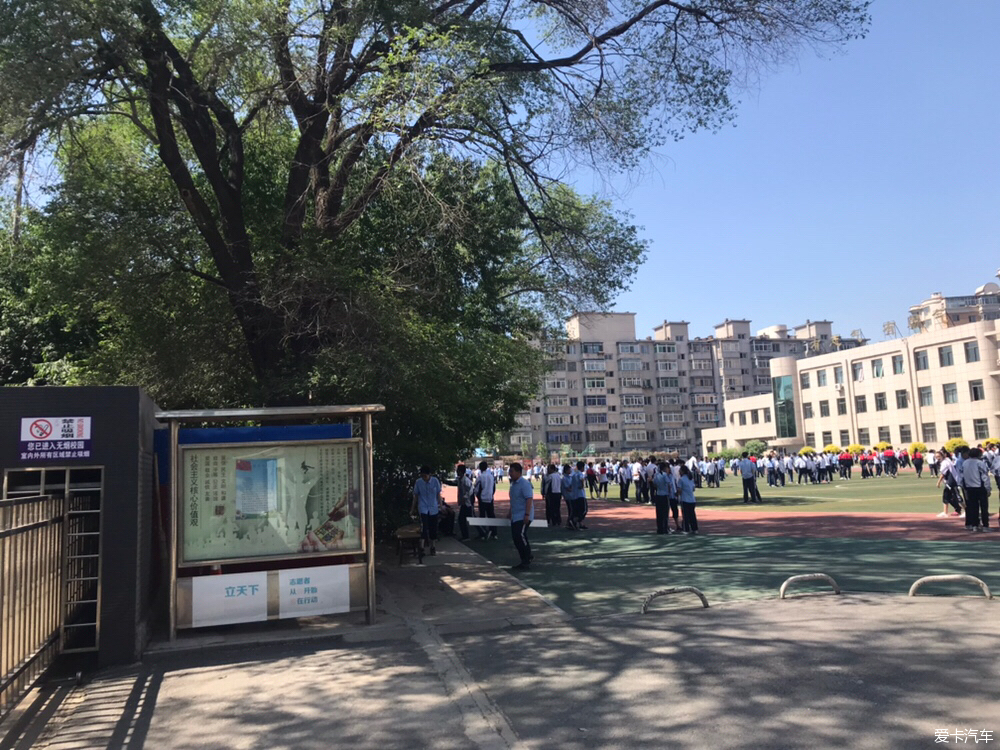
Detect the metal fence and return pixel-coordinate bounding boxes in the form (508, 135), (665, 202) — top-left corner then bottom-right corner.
(0, 495), (65, 718)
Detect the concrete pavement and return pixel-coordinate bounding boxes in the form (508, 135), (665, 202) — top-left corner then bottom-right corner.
(3, 535), (998, 750)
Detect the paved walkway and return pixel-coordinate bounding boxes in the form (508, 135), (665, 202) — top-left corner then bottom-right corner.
(3, 519), (998, 750)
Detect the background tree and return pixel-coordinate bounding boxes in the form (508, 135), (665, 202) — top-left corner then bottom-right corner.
(824, 444), (841, 453)
(909, 442), (928, 454)
(743, 439), (768, 457)
(0, 0), (868, 389)
(847, 443), (864, 455)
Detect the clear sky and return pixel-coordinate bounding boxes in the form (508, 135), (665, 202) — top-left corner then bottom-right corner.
(590, 0), (1000, 343)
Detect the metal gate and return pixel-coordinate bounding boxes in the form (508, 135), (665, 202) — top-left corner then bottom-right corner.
(0, 494), (65, 718)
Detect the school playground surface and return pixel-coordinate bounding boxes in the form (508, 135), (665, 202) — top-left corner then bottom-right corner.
(446, 470), (1000, 618)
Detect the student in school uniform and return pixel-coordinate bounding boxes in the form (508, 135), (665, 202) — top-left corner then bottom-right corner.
(543, 463), (562, 528)
(410, 465), (443, 555)
(678, 465), (699, 535)
(472, 460), (497, 540)
(652, 461), (678, 534)
(456, 464), (474, 541)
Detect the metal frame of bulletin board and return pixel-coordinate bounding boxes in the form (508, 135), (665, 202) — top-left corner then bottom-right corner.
(156, 405), (384, 640)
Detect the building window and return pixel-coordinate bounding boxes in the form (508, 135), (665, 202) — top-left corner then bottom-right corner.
(800, 372), (811, 389)
(582, 342), (603, 354)
(585, 395), (607, 406)
(852, 362), (863, 382)
(974, 418), (990, 440)
(621, 395), (645, 407)
(938, 346), (954, 367)
(858, 428), (870, 446)
(772, 375), (797, 439)
(660, 412), (683, 423)
(914, 350), (929, 371)
(618, 343), (640, 354)
(691, 359), (713, 370)
(899, 424), (912, 444)
(764, 408), (771, 423)
(803, 403), (814, 419)
(816, 369), (827, 387)
(965, 340), (980, 363)
(751, 410), (760, 424)
(583, 359), (605, 371)
(619, 376), (642, 388)
(895, 389), (909, 409)
(970, 379), (985, 402)
(946, 420), (963, 439)
(545, 378), (567, 390)
(840, 429), (850, 446)
(819, 400), (830, 417)
(585, 413), (607, 424)
(834, 366), (844, 385)
(656, 377), (679, 388)
(805, 432), (815, 448)
(875, 392), (887, 411)
(584, 378), (606, 389)
(837, 398), (847, 416)
(546, 396), (568, 407)
(918, 386), (933, 407)
(625, 429), (648, 442)
(619, 359), (641, 371)
(755, 375), (772, 386)
(739, 412), (747, 426)
(871, 359), (884, 378)
(656, 360), (677, 371)
(943, 383), (958, 404)
(855, 395), (867, 413)
(547, 414), (571, 426)
(878, 426), (891, 443)
(623, 412), (646, 424)
(892, 355), (904, 375)
(922, 423), (937, 443)
(655, 342), (676, 354)
(822, 431), (833, 446)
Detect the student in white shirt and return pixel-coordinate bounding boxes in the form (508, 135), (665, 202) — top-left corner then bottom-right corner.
(473, 460), (497, 539)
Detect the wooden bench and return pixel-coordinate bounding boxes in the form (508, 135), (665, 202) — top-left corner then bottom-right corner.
(395, 523), (424, 565)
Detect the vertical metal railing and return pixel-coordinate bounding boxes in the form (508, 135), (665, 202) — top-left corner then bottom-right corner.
(0, 494), (66, 719)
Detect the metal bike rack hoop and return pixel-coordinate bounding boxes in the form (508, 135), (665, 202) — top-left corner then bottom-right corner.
(908, 575), (992, 599)
(779, 573), (842, 599)
(640, 586), (709, 613)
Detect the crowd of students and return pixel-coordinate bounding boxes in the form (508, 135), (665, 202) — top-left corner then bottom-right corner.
(412, 442), (999, 568)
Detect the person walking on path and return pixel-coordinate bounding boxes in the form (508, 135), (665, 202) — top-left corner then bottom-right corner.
(543, 463), (562, 528)
(472, 460), (497, 540)
(740, 452), (762, 503)
(456, 464), (474, 541)
(678, 465), (699, 534)
(962, 447), (992, 532)
(507, 463), (534, 570)
(912, 448), (924, 477)
(598, 461), (610, 498)
(411, 466), (443, 556)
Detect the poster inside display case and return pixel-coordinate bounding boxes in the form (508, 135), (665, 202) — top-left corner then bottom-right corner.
(180, 440), (363, 564)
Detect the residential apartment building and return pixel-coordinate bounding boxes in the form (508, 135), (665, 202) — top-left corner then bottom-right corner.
(907, 282), (1000, 334)
(507, 312), (862, 458)
(702, 318), (1000, 455)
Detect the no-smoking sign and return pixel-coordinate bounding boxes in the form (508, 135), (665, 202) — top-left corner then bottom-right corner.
(20, 417), (92, 459)
(28, 419), (53, 439)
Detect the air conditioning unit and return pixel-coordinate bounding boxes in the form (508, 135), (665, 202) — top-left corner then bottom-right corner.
(834, 384), (845, 394)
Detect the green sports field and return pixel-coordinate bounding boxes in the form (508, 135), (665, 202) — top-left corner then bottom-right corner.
(529, 471), (951, 513)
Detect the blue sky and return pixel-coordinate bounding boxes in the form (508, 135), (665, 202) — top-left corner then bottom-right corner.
(592, 0), (1000, 343)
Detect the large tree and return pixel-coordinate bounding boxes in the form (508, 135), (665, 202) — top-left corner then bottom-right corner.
(0, 0), (869, 395)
